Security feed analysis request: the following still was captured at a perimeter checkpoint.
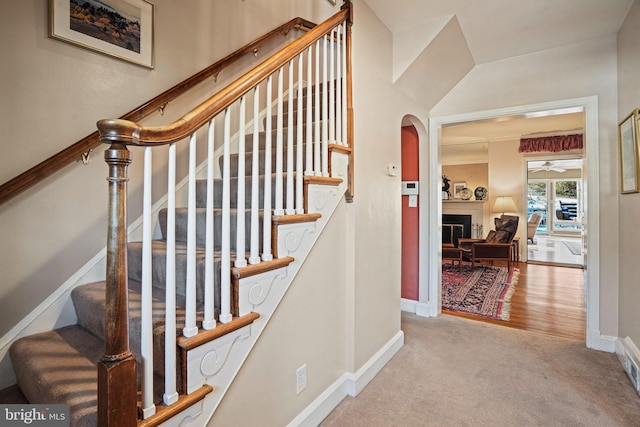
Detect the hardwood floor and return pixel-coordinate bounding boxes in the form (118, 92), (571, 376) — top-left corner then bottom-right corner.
(443, 261), (585, 341)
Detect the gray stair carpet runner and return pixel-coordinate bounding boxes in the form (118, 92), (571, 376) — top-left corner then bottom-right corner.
(5, 92), (321, 426)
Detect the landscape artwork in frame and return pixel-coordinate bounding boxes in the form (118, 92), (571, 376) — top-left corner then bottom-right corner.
(453, 182), (467, 199)
(50, 0), (154, 68)
(618, 109), (640, 194)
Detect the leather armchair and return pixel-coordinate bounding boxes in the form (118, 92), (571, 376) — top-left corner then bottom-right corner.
(458, 215), (519, 270)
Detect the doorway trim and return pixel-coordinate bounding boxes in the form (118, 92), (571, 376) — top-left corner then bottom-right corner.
(421, 96), (602, 350)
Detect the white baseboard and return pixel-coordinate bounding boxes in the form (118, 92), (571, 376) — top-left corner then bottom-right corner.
(401, 298), (417, 313)
(586, 329), (617, 353)
(616, 336), (640, 397)
(289, 330), (404, 426)
(415, 301), (435, 318)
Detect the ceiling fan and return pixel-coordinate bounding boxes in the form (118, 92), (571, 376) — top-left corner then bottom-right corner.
(530, 161), (566, 173)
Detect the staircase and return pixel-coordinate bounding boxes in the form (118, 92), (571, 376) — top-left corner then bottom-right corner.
(6, 5), (352, 427)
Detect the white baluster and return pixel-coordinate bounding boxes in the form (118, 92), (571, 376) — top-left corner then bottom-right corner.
(286, 60), (295, 215)
(220, 109), (233, 324)
(314, 39), (321, 176)
(249, 87), (261, 265)
(342, 22), (348, 147)
(322, 34), (329, 177)
(183, 133), (198, 338)
(236, 96), (247, 268)
(274, 68), (284, 216)
(305, 46), (313, 176)
(329, 29), (336, 145)
(262, 76), (274, 262)
(164, 143), (179, 405)
(296, 53), (304, 214)
(140, 147), (155, 418)
(203, 120), (216, 330)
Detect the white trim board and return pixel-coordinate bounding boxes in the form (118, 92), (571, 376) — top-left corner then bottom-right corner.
(288, 330), (404, 427)
(425, 96), (602, 350)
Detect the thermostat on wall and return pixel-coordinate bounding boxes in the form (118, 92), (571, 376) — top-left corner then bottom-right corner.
(401, 181), (419, 195)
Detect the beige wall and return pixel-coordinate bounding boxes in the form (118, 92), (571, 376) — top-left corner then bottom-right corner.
(349, 1), (429, 370)
(0, 0), (343, 339)
(487, 139), (527, 244)
(212, 203), (349, 426)
(617, 0), (640, 346)
(442, 164), (489, 199)
(1, 0), (412, 423)
(432, 35), (621, 336)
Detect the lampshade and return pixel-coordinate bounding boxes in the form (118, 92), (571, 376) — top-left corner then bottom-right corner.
(493, 196), (518, 214)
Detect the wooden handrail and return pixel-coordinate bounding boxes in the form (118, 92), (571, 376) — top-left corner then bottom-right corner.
(97, 8), (349, 146)
(0, 17), (315, 206)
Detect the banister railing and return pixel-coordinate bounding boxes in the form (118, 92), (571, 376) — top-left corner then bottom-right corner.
(96, 2), (353, 425)
(0, 17), (315, 206)
(97, 9), (350, 146)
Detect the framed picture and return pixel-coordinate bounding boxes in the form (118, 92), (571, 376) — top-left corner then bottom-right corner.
(452, 182), (467, 199)
(618, 109), (640, 194)
(49, 0), (154, 69)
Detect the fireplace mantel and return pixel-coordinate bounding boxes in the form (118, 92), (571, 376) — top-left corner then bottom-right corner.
(442, 200), (488, 238)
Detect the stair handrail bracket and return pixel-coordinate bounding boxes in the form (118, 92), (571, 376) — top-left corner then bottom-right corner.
(97, 7), (350, 148)
(0, 16), (318, 206)
(96, 3), (353, 425)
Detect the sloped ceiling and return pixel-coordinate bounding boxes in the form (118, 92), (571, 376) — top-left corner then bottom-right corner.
(393, 16), (474, 108)
(365, 0), (633, 65)
(365, 0), (631, 157)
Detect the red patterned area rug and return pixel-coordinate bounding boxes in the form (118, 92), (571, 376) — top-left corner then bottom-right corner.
(442, 263), (519, 320)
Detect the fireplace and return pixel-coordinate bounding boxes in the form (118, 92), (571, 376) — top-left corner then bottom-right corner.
(442, 214), (472, 247)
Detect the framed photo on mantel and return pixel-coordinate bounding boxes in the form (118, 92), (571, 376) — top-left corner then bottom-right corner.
(452, 182), (467, 199)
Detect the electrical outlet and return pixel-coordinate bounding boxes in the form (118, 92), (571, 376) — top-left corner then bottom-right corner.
(296, 364), (307, 395)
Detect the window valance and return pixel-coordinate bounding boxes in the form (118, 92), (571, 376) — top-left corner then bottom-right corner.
(518, 134), (583, 153)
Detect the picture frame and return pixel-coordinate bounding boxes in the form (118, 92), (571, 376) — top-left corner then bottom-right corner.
(618, 109), (640, 194)
(49, 0), (154, 69)
(452, 182), (467, 199)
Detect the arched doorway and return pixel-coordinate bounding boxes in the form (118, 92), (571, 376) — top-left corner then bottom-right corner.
(400, 115), (429, 314)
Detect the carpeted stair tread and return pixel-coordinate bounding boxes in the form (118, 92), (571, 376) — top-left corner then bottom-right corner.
(0, 384), (28, 404)
(127, 240), (228, 304)
(9, 325), (101, 427)
(195, 173), (291, 209)
(224, 146), (310, 177)
(157, 207), (263, 249)
(240, 127), (308, 152)
(72, 280), (205, 383)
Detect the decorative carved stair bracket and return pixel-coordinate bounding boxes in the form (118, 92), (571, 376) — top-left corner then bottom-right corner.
(185, 323), (254, 395)
(154, 153), (348, 426)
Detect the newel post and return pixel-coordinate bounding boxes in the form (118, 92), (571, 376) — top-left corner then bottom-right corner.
(343, 0), (354, 203)
(98, 142), (138, 426)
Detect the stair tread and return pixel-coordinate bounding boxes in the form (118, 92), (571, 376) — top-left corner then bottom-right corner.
(10, 325), (101, 426)
(72, 280), (197, 342)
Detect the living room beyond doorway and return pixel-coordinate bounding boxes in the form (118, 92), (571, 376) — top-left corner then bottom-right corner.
(444, 261), (585, 340)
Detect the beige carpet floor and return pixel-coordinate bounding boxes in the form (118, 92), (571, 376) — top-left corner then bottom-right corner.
(321, 313), (640, 427)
